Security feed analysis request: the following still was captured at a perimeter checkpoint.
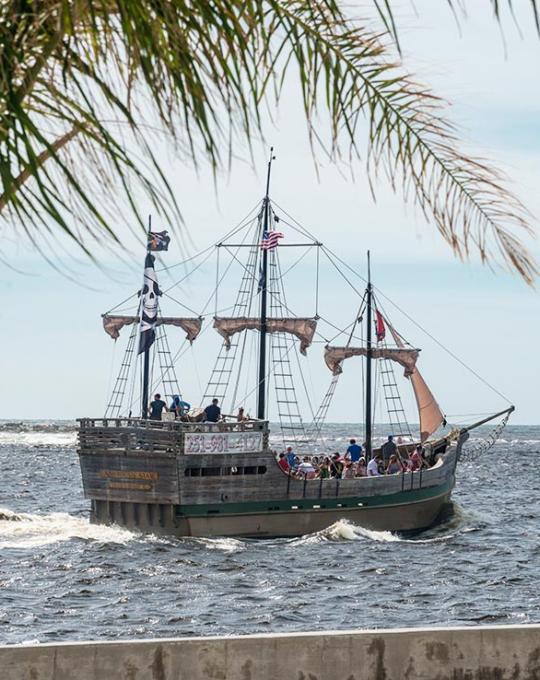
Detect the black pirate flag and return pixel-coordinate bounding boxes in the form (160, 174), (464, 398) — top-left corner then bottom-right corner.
(138, 254), (161, 354)
(148, 231), (170, 252)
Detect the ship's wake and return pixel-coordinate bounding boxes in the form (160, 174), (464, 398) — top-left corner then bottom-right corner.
(0, 507), (134, 548)
(291, 517), (463, 545)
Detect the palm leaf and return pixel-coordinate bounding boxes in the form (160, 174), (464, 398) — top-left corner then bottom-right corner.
(0, 0), (536, 282)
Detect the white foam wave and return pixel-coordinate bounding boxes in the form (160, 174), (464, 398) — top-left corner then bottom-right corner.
(0, 432), (76, 448)
(291, 519), (401, 545)
(352, 525), (403, 542)
(188, 536), (245, 552)
(292, 519), (457, 545)
(0, 508), (134, 548)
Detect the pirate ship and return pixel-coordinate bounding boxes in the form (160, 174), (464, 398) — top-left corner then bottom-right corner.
(77, 152), (514, 537)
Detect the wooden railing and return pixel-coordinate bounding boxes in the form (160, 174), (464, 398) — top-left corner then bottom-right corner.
(77, 418), (270, 456)
(77, 417), (268, 434)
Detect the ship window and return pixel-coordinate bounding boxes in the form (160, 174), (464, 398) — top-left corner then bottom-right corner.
(184, 466), (267, 477)
(201, 467), (221, 477)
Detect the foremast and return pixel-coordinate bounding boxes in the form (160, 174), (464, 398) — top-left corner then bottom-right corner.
(141, 217), (152, 419)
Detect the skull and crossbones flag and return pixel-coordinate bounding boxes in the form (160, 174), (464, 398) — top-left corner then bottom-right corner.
(147, 231), (170, 252)
(138, 254), (161, 354)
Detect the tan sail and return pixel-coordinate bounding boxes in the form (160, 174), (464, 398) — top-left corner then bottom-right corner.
(386, 322), (445, 442)
(214, 317), (317, 355)
(324, 346), (419, 376)
(102, 315), (202, 344)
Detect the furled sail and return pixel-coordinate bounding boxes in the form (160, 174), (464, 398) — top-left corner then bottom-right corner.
(214, 317), (317, 355)
(102, 315), (202, 344)
(386, 322), (445, 442)
(324, 346), (419, 377)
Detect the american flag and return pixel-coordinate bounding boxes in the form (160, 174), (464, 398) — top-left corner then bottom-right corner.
(260, 230), (284, 250)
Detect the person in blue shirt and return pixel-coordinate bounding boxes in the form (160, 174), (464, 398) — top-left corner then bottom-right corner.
(346, 438), (362, 462)
(203, 398), (221, 422)
(149, 394), (168, 420)
(285, 446), (296, 469)
(170, 395), (191, 417)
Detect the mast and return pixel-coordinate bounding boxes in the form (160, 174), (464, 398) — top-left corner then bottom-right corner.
(365, 251), (373, 458)
(141, 215), (151, 419)
(257, 148), (275, 420)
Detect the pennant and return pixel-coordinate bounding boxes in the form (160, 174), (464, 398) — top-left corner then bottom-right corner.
(138, 254), (161, 354)
(148, 230), (170, 252)
(375, 310), (386, 342)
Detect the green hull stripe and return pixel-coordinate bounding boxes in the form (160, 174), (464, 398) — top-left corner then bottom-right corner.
(177, 477), (454, 517)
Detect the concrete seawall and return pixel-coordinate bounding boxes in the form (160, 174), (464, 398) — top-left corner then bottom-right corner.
(2, 624), (540, 680)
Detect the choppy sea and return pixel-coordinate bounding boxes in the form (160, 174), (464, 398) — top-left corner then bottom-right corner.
(0, 420), (538, 645)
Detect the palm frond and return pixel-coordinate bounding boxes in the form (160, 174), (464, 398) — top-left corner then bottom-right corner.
(0, 0), (536, 282)
(373, 0), (540, 51)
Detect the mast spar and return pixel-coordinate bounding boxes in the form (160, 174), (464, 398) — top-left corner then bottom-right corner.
(365, 251), (373, 459)
(257, 148), (275, 420)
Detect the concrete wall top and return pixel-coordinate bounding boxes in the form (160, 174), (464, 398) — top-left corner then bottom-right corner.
(1, 624), (540, 680)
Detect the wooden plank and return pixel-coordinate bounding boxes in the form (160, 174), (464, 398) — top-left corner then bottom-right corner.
(79, 453), (180, 503)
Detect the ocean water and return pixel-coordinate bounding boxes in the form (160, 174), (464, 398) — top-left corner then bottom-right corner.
(0, 420), (538, 644)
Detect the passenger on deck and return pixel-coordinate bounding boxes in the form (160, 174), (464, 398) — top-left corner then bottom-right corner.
(410, 445), (426, 471)
(401, 452), (413, 472)
(149, 394), (168, 421)
(330, 453), (344, 479)
(297, 456), (317, 479)
(319, 457), (331, 479)
(346, 439), (362, 463)
(236, 407), (248, 422)
(355, 457), (367, 477)
(381, 435), (397, 463)
(343, 461), (355, 479)
(277, 452), (289, 473)
(386, 453), (403, 475)
(286, 446), (296, 469)
(203, 398), (221, 422)
(170, 395), (191, 418)
(367, 453), (382, 477)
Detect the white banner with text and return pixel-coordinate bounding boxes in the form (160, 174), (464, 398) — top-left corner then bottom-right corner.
(184, 431), (263, 454)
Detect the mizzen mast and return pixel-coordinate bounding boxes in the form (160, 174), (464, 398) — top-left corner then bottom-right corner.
(365, 250), (373, 459)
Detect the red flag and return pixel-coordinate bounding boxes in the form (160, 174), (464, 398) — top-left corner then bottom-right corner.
(375, 310), (386, 342)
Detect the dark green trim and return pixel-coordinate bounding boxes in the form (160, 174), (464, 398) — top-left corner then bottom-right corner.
(176, 478), (454, 517)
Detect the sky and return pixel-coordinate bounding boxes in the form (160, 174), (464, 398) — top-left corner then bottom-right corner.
(1, 1), (539, 426)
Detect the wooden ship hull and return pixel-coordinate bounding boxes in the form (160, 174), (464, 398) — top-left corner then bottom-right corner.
(77, 418), (459, 538)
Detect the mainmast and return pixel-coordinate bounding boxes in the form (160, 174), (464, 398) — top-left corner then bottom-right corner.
(141, 216), (152, 419)
(257, 148), (275, 420)
(365, 251), (373, 459)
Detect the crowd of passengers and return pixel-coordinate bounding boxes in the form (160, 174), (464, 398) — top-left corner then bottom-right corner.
(277, 436), (432, 479)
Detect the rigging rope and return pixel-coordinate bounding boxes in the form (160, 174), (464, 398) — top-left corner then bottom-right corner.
(272, 198), (512, 407)
(155, 201), (262, 274)
(276, 252), (315, 424)
(327, 248), (513, 405)
(315, 245), (320, 318)
(458, 411), (512, 463)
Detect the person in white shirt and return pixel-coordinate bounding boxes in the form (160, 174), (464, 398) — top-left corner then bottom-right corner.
(296, 456), (316, 478)
(367, 454), (382, 477)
